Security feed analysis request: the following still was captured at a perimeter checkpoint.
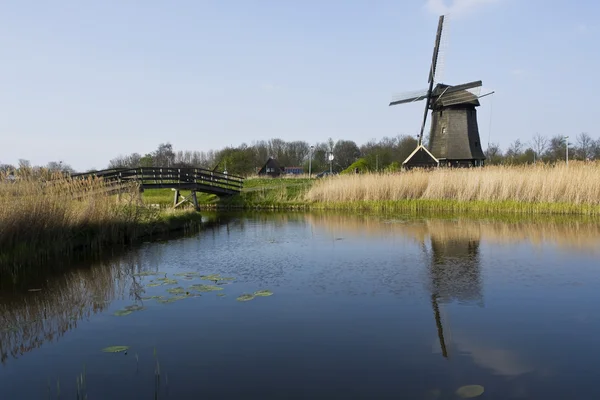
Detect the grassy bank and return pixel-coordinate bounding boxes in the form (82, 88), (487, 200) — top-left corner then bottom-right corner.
(0, 172), (203, 276)
(213, 162), (600, 215)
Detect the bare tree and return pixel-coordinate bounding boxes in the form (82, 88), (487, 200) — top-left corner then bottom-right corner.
(531, 133), (548, 162)
(485, 143), (503, 164)
(505, 139), (524, 161)
(576, 132), (594, 160)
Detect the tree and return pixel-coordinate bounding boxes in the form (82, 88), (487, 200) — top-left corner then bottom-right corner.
(0, 163), (15, 173)
(531, 133), (548, 162)
(46, 161), (74, 174)
(153, 143), (175, 167)
(18, 159), (31, 169)
(545, 135), (568, 162)
(396, 135), (418, 164)
(485, 143), (503, 164)
(333, 140), (360, 170)
(576, 132), (594, 160)
(505, 139), (524, 162)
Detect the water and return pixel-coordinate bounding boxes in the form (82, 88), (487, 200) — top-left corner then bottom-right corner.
(1, 212), (600, 399)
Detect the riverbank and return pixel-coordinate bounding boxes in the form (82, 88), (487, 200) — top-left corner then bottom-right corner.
(209, 162), (600, 215)
(0, 173), (205, 277)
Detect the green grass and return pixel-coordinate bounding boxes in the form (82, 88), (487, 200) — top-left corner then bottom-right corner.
(188, 176), (600, 216)
(142, 189), (219, 208)
(304, 199), (600, 216)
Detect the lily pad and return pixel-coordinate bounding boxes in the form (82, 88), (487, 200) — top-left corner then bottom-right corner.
(166, 287), (186, 294)
(156, 278), (178, 285)
(189, 284), (223, 292)
(141, 295), (164, 301)
(102, 346), (129, 353)
(124, 305), (145, 312)
(217, 293), (226, 297)
(456, 385), (485, 398)
(236, 294), (255, 302)
(133, 271), (158, 277)
(174, 272), (200, 277)
(147, 278), (177, 287)
(157, 295), (189, 304)
(114, 304), (144, 316)
(199, 274), (222, 281)
(254, 290), (273, 297)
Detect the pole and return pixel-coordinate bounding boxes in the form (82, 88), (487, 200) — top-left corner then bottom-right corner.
(565, 136), (569, 166)
(330, 153), (332, 174)
(309, 146), (313, 178)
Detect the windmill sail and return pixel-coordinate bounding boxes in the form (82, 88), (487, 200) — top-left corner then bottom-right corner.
(417, 15), (446, 145)
(389, 89), (429, 106)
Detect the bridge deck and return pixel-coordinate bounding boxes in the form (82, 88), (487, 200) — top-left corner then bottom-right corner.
(69, 167), (244, 196)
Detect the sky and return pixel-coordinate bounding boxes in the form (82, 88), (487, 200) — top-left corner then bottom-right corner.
(0, 0), (598, 171)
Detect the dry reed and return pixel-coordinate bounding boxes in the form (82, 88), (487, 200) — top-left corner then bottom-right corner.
(305, 162), (600, 214)
(0, 170), (154, 272)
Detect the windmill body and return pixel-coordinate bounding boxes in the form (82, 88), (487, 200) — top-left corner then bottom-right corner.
(389, 16), (490, 169)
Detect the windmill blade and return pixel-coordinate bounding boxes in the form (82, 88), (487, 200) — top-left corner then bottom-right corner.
(436, 87), (482, 107)
(428, 15), (445, 84)
(433, 81), (483, 107)
(439, 80), (482, 95)
(433, 14), (451, 84)
(389, 89), (429, 106)
(477, 89), (495, 99)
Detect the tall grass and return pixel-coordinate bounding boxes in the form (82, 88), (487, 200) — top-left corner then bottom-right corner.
(0, 170), (199, 275)
(305, 162), (600, 214)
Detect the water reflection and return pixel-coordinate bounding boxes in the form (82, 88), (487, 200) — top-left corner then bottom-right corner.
(424, 222), (484, 359)
(0, 213), (235, 364)
(1, 212), (599, 399)
(0, 264), (120, 364)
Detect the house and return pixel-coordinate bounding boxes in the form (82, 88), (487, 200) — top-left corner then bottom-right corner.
(257, 157), (284, 177)
(284, 166), (304, 175)
(402, 144), (439, 170)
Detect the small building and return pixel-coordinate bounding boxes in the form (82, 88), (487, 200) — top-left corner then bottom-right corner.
(402, 144), (439, 170)
(284, 166), (304, 175)
(258, 157), (284, 177)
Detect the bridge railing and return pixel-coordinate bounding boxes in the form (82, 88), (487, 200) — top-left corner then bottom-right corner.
(69, 167), (244, 193)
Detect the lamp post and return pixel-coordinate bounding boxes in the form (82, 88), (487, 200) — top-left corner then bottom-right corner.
(564, 136), (569, 166)
(309, 145), (314, 178)
(328, 152), (334, 174)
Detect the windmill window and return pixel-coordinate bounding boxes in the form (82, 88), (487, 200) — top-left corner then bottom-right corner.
(441, 127), (446, 135)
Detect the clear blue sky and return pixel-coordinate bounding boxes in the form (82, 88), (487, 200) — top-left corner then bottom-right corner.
(1, 0), (597, 171)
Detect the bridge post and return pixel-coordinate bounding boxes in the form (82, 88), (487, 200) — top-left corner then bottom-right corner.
(173, 189), (180, 207)
(191, 190), (199, 211)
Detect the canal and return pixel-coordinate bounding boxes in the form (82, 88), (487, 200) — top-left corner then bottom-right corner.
(1, 212), (599, 399)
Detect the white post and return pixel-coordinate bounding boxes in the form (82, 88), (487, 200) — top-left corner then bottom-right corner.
(309, 145), (314, 177)
(564, 136), (569, 166)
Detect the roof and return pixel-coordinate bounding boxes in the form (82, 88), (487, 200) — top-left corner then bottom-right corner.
(431, 83), (480, 108)
(403, 144), (439, 165)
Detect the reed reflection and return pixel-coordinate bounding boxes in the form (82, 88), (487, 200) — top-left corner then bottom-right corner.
(0, 213), (235, 365)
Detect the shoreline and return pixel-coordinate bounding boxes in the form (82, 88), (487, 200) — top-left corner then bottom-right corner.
(204, 197), (600, 216)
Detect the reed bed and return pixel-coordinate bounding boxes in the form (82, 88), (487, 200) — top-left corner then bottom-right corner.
(0, 170), (198, 275)
(305, 162), (600, 214)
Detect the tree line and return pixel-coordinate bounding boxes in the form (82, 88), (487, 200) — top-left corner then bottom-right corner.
(1, 132), (597, 176)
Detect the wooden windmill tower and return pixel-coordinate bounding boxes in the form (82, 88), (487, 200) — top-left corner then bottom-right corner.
(389, 15), (493, 169)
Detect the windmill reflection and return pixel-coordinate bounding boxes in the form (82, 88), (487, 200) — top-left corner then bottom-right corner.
(424, 227), (483, 358)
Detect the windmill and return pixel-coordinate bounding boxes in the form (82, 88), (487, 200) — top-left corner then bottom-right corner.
(389, 15), (493, 169)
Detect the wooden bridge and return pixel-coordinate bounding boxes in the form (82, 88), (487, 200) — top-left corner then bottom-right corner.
(69, 167), (244, 209)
